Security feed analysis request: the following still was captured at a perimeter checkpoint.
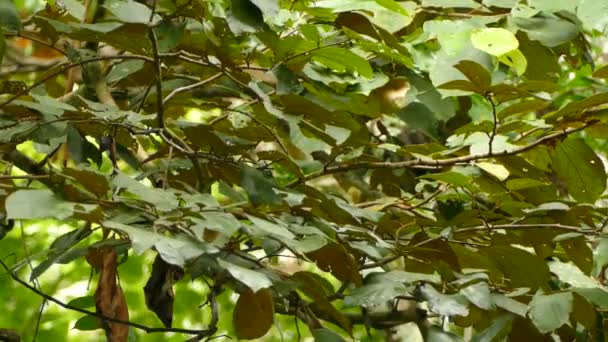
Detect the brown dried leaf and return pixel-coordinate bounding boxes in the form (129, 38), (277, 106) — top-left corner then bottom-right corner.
(306, 243), (362, 286)
(143, 254), (184, 328)
(233, 289), (274, 340)
(91, 247), (129, 342)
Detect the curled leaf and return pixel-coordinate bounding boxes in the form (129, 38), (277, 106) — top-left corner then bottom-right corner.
(90, 247), (129, 342)
(143, 254), (184, 328)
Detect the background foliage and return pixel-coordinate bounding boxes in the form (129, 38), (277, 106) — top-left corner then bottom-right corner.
(2, 0), (608, 341)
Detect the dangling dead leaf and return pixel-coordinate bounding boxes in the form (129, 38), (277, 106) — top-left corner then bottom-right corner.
(88, 247), (129, 342)
(233, 289), (274, 340)
(306, 243), (362, 286)
(143, 254), (184, 328)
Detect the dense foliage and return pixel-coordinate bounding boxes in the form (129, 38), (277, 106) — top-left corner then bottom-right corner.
(2, 0), (608, 341)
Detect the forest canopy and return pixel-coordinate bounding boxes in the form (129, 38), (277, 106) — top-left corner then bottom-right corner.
(1, 0), (608, 341)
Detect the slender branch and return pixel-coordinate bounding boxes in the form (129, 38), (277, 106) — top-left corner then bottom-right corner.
(0, 259), (214, 336)
(457, 223), (596, 234)
(227, 108), (289, 155)
(0, 175), (50, 180)
(148, 29), (165, 128)
(276, 40), (349, 66)
(0, 55), (153, 108)
(288, 122), (594, 186)
(487, 94), (498, 155)
(3, 31), (66, 55)
(361, 221), (598, 269)
(162, 72), (223, 106)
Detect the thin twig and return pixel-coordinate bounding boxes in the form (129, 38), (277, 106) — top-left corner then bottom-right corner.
(227, 108), (290, 155)
(19, 222), (46, 342)
(4, 31), (67, 55)
(288, 122), (595, 186)
(361, 221), (597, 269)
(0, 175), (51, 180)
(0, 259), (215, 336)
(148, 28), (165, 128)
(276, 40), (348, 67)
(487, 94), (498, 155)
(0, 55), (153, 108)
(162, 72), (223, 106)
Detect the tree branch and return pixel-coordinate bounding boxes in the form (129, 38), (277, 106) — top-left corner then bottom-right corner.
(289, 122), (594, 186)
(148, 23), (165, 128)
(162, 72), (223, 106)
(0, 55), (153, 108)
(0, 259), (215, 337)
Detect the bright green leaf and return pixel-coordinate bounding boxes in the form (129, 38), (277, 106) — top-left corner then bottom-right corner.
(471, 28), (519, 56)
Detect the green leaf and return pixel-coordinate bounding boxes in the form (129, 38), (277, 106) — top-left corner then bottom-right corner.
(217, 259), (272, 292)
(67, 296), (96, 309)
(498, 49), (527, 75)
(273, 65), (304, 95)
(191, 211), (241, 237)
(419, 284), (469, 317)
(471, 314), (513, 342)
(471, 28), (519, 56)
(343, 281), (407, 308)
(113, 173), (179, 211)
(291, 271), (352, 333)
(547, 92), (608, 120)
(426, 326), (465, 342)
(461, 282), (495, 310)
(438, 80), (483, 93)
(104, 0), (159, 24)
(29, 226), (90, 280)
(249, 0), (280, 18)
(476, 162), (509, 181)
(106, 60), (145, 84)
(0, 0), (21, 32)
(573, 287), (608, 308)
(576, 0), (608, 33)
(153, 21), (184, 53)
(310, 47), (373, 78)
(513, 15), (579, 47)
(315, 0), (414, 32)
(483, 0), (517, 7)
(454, 60), (491, 90)
(228, 0), (264, 34)
(73, 315), (100, 331)
(560, 236), (593, 274)
(594, 238), (608, 276)
(528, 291), (573, 334)
(593, 65), (608, 79)
(66, 125), (102, 167)
(246, 215), (295, 240)
(498, 99), (549, 119)
(240, 166), (284, 206)
(482, 245), (550, 289)
(6, 190), (97, 220)
(505, 178), (549, 190)
(102, 221), (217, 267)
(551, 137), (606, 203)
(423, 0), (478, 7)
(63, 166), (110, 197)
(491, 294), (528, 316)
(312, 328), (346, 342)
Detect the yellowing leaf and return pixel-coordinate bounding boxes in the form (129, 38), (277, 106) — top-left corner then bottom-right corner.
(471, 28), (519, 56)
(498, 49), (528, 75)
(476, 162), (510, 181)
